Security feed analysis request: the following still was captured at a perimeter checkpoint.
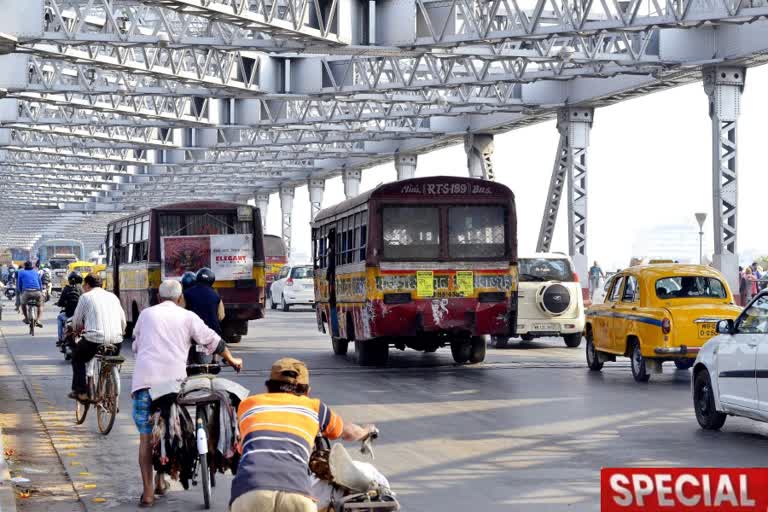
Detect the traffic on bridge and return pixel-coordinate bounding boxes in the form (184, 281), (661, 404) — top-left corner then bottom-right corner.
(2, 0), (768, 511)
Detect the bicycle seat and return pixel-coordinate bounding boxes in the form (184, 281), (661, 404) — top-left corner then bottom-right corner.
(96, 344), (120, 356)
(26, 300), (38, 307)
(100, 355), (126, 364)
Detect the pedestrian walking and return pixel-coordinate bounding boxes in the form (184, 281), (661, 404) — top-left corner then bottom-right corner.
(588, 261), (605, 296)
(744, 267), (758, 303)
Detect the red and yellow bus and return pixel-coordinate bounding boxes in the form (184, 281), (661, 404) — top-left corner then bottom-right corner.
(311, 176), (518, 366)
(264, 234), (288, 299)
(105, 201), (266, 343)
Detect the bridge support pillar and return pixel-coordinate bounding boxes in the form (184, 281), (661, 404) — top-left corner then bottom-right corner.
(279, 185), (295, 257)
(395, 153), (417, 181)
(704, 66), (745, 294)
(559, 109), (593, 292)
(464, 134), (494, 180)
(342, 169), (361, 199)
(254, 193), (270, 231)
(536, 135), (568, 253)
(308, 178), (325, 220)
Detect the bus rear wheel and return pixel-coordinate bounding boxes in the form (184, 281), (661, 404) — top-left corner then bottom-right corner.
(332, 338), (348, 356)
(355, 340), (388, 366)
(450, 339), (471, 364)
(469, 336), (486, 364)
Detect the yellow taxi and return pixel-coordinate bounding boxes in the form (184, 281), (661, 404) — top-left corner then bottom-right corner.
(67, 261), (96, 279)
(584, 264), (741, 382)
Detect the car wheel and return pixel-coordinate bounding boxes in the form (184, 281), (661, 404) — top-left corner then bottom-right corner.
(281, 295), (290, 312)
(331, 337), (348, 356)
(356, 340), (388, 366)
(270, 295), (277, 310)
(450, 339), (472, 364)
(630, 341), (650, 383)
(674, 359), (694, 370)
(563, 333), (582, 348)
(586, 331), (603, 372)
(492, 335), (509, 349)
(520, 334), (534, 342)
(693, 370), (727, 430)
(468, 336), (486, 364)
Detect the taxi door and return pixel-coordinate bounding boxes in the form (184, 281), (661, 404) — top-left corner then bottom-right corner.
(595, 276), (624, 353)
(612, 275), (639, 353)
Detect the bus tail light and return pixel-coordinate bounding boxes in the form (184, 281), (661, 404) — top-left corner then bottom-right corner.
(383, 293), (411, 305)
(662, 318), (671, 334)
(286, 278), (294, 287)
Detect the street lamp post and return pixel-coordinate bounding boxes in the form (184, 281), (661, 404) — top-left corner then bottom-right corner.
(695, 213), (707, 264)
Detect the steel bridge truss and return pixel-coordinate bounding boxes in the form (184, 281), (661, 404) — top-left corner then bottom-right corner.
(0, 0), (766, 269)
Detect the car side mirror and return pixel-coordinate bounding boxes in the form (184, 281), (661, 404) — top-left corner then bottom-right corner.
(716, 319), (735, 335)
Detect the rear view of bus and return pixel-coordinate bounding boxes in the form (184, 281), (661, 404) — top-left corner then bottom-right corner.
(312, 176), (518, 366)
(106, 201), (266, 343)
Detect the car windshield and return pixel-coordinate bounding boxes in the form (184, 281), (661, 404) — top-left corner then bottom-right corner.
(655, 276), (727, 299)
(519, 258), (574, 282)
(291, 267), (313, 279)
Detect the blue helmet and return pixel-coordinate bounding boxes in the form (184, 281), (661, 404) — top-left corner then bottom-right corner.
(181, 271), (197, 290)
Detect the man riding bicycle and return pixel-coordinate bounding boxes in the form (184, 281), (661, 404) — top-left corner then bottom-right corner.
(230, 358), (377, 512)
(16, 261), (43, 328)
(68, 274), (126, 401)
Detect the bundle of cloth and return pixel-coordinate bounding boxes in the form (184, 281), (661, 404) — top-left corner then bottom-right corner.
(149, 376), (250, 485)
(149, 394), (197, 488)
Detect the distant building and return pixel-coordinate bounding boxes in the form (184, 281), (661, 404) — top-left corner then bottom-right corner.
(632, 224), (702, 264)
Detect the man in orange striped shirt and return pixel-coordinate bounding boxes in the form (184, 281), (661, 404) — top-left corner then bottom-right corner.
(230, 358), (376, 512)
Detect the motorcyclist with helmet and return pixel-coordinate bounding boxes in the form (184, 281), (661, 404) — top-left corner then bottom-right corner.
(56, 272), (83, 351)
(180, 271), (197, 292)
(183, 268), (226, 364)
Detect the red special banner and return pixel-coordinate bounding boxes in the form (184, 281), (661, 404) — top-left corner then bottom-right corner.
(601, 468), (768, 511)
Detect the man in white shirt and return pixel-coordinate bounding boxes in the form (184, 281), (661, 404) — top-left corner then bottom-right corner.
(131, 280), (242, 507)
(69, 273), (126, 401)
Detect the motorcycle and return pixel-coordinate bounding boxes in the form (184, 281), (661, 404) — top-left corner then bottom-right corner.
(4, 287), (15, 302)
(310, 431), (400, 512)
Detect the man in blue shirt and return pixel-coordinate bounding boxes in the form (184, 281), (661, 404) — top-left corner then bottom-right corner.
(17, 261), (44, 327)
(183, 268), (225, 364)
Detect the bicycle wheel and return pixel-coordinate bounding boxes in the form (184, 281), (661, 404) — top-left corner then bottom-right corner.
(96, 366), (118, 435)
(200, 452), (211, 509)
(29, 307), (35, 336)
(75, 376), (92, 424)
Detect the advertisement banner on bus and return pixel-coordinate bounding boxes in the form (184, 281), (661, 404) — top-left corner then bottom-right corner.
(161, 234), (253, 280)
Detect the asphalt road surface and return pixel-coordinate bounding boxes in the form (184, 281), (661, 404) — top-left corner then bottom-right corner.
(2, 300), (767, 512)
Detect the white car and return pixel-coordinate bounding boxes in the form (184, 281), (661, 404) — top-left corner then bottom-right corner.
(692, 291), (768, 430)
(270, 264), (315, 312)
(495, 253), (585, 348)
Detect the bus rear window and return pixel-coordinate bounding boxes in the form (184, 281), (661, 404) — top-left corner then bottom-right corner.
(382, 207), (440, 259)
(448, 206), (506, 258)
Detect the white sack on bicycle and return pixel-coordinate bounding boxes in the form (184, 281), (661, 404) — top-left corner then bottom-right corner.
(329, 443), (392, 493)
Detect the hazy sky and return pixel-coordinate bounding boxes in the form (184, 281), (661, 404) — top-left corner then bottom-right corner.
(263, 65), (768, 271)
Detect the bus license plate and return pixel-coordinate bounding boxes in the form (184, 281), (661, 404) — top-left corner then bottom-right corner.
(698, 323), (716, 339)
